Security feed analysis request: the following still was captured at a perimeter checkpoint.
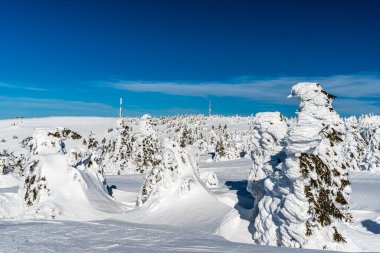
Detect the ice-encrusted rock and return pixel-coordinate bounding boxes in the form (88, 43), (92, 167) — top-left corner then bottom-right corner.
(252, 83), (352, 250)
(247, 112), (287, 223)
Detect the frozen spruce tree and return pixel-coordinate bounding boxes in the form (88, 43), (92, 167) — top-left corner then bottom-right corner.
(136, 140), (199, 208)
(102, 116), (162, 174)
(360, 128), (380, 171)
(247, 112), (287, 223)
(343, 116), (367, 171)
(253, 83), (352, 250)
(209, 124), (239, 160)
(0, 150), (25, 175)
(20, 128), (119, 219)
(101, 120), (134, 175)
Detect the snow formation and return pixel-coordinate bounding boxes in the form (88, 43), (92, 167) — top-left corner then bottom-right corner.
(20, 128), (122, 219)
(136, 140), (201, 208)
(101, 115), (162, 175)
(247, 112), (287, 223)
(250, 83), (352, 250)
(0, 88), (380, 252)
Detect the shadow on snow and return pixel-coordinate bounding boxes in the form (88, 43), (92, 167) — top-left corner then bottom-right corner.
(362, 219), (380, 234)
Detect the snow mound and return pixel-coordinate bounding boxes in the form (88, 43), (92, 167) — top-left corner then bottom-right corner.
(136, 140), (200, 207)
(19, 129), (123, 220)
(200, 171), (219, 188)
(131, 139), (229, 228)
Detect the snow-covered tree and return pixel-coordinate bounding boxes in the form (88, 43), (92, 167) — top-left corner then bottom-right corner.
(136, 140), (199, 207)
(247, 112), (287, 222)
(20, 128), (116, 219)
(209, 124), (239, 160)
(252, 83), (352, 250)
(0, 150), (25, 175)
(360, 128), (380, 171)
(343, 116), (367, 170)
(101, 122), (134, 175)
(102, 115), (162, 174)
(21, 129), (65, 209)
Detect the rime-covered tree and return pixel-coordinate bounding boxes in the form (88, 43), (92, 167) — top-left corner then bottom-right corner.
(343, 116), (367, 170)
(102, 116), (162, 174)
(247, 112), (287, 222)
(0, 150), (25, 175)
(360, 128), (380, 171)
(253, 83), (352, 250)
(136, 140), (199, 207)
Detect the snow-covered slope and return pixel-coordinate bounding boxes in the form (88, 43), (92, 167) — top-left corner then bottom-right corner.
(0, 86), (380, 252)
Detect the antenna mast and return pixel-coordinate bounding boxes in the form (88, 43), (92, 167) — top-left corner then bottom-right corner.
(119, 97), (123, 118)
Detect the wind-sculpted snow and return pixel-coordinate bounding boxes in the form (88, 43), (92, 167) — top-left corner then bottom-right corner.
(200, 170), (219, 188)
(19, 129), (123, 220)
(136, 139), (201, 208)
(247, 112), (287, 226)
(251, 83), (352, 250)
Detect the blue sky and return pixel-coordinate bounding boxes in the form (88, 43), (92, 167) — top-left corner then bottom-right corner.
(1, 0), (380, 118)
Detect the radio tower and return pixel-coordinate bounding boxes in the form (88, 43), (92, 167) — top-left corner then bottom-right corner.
(119, 97), (123, 118)
(208, 99), (212, 117)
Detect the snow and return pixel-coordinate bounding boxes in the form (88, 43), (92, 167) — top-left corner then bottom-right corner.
(1, 156), (379, 252)
(1, 86), (380, 252)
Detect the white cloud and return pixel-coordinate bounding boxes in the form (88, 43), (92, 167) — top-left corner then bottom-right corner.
(107, 74), (380, 115)
(109, 74), (380, 101)
(0, 81), (46, 92)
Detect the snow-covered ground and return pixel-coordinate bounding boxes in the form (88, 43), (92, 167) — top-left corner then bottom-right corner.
(1, 115), (380, 252)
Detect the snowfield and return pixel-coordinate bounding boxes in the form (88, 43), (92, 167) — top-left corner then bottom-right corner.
(1, 157), (380, 252)
(1, 84), (380, 252)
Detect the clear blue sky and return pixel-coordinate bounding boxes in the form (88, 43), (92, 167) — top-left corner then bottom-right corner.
(1, 0), (380, 118)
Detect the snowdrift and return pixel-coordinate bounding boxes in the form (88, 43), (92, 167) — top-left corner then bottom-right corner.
(19, 128), (124, 220)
